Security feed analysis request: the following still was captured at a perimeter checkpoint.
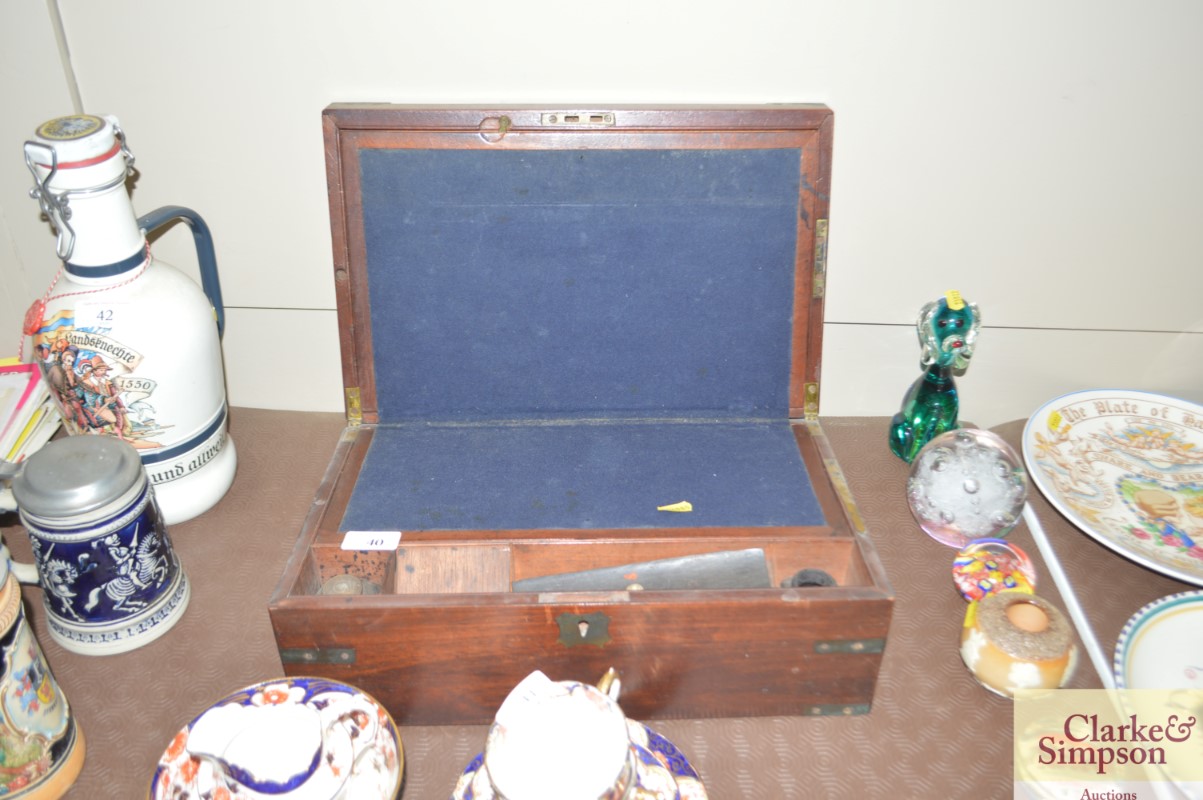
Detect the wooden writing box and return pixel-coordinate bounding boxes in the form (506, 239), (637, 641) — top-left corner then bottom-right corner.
(269, 105), (894, 725)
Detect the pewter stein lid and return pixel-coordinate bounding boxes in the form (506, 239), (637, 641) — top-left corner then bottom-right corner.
(12, 436), (145, 520)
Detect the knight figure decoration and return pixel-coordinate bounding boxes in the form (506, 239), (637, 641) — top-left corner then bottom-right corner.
(889, 290), (982, 463)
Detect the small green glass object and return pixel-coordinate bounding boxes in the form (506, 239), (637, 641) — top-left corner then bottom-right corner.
(889, 290), (982, 463)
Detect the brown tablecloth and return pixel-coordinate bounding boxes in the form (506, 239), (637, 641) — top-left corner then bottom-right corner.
(1, 411), (1191, 798)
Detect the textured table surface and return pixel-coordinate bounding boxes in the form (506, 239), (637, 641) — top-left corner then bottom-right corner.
(1, 410), (1191, 798)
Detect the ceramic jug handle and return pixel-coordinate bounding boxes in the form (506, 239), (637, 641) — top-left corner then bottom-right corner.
(1, 459), (38, 580)
(138, 205), (226, 339)
(8, 559), (39, 585)
(0, 538), (40, 585)
(596, 667), (621, 702)
(0, 459), (18, 513)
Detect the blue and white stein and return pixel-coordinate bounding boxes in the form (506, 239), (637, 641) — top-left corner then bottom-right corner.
(0, 537), (85, 798)
(6, 435), (190, 656)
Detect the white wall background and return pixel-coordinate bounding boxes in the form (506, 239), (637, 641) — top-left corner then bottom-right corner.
(2, 0), (1201, 428)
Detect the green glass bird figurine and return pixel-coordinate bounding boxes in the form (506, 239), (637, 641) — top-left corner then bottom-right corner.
(889, 290), (981, 463)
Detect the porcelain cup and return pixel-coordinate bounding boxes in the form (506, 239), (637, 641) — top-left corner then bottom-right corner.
(1, 436), (189, 655)
(187, 702), (352, 800)
(482, 669), (638, 800)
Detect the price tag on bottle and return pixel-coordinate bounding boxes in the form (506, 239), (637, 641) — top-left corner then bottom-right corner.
(340, 530), (402, 551)
(74, 300), (129, 328)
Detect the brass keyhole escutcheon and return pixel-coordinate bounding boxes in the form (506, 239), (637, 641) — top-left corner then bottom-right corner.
(557, 611), (611, 647)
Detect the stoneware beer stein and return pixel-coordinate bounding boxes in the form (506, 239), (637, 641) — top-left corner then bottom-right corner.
(3, 435), (189, 655)
(0, 537), (85, 798)
(23, 113), (236, 525)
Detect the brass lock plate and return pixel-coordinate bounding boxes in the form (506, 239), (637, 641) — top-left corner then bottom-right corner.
(556, 611), (611, 647)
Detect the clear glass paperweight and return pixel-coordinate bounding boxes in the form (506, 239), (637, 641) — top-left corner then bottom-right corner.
(906, 428), (1028, 548)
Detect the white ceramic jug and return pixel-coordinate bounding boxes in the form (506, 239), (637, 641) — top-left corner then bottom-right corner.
(22, 114), (235, 525)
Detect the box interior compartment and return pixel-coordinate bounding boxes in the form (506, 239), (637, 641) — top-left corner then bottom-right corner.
(293, 533), (878, 598)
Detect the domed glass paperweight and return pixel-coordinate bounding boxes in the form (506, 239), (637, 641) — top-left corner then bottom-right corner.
(951, 538), (1036, 601)
(906, 428), (1028, 548)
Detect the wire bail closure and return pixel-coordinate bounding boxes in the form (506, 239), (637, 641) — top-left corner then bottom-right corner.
(24, 121), (136, 262)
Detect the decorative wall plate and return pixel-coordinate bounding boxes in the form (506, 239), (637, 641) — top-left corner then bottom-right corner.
(1023, 390), (1203, 586)
(150, 677), (402, 800)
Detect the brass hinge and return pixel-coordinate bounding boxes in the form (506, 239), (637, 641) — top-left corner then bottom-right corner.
(812, 218), (829, 299)
(803, 382), (820, 421)
(279, 647), (357, 665)
(814, 638), (885, 655)
(345, 386), (363, 427)
(803, 703), (871, 717)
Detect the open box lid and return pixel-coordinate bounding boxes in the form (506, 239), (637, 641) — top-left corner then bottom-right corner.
(323, 105), (834, 534)
(325, 105), (831, 426)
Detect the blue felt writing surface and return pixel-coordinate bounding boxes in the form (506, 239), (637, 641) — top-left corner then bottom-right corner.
(358, 148), (802, 421)
(340, 420), (824, 532)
